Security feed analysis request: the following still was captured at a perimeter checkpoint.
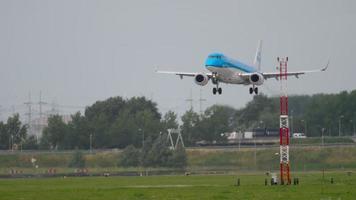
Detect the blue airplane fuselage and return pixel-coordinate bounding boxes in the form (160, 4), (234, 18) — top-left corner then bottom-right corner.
(204, 53), (257, 84)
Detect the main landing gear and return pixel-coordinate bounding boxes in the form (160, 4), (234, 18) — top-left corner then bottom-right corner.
(249, 86), (258, 95)
(213, 87), (222, 95)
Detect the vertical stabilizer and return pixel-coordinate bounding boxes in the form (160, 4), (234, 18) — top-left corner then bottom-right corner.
(253, 40), (263, 71)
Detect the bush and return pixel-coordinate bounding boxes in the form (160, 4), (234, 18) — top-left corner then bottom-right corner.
(144, 135), (172, 167)
(68, 150), (86, 168)
(118, 136), (188, 168)
(23, 135), (39, 150)
(143, 136), (187, 168)
(118, 145), (140, 167)
(169, 145), (187, 168)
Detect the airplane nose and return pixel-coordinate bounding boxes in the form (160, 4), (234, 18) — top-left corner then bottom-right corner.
(205, 58), (217, 66)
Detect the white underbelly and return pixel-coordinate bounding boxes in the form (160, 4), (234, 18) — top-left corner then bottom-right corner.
(206, 66), (247, 84)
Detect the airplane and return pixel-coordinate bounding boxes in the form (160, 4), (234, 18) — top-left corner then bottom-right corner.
(156, 41), (329, 95)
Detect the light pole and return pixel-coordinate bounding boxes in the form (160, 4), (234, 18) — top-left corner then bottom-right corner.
(20, 137), (24, 152)
(301, 120), (307, 137)
(321, 128), (325, 146)
(11, 135), (13, 152)
(290, 110), (294, 135)
(259, 120), (264, 128)
(138, 128), (144, 148)
(89, 133), (93, 153)
(254, 138), (257, 169)
(339, 115), (344, 137)
(350, 120), (355, 136)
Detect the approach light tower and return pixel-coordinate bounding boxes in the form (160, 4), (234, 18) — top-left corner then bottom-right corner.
(278, 57), (291, 185)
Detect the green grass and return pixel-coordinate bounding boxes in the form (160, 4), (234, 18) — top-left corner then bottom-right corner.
(1, 146), (356, 175)
(291, 137), (354, 145)
(0, 172), (355, 200)
(187, 146), (356, 171)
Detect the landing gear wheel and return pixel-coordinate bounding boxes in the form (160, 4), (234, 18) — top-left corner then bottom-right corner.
(254, 87), (258, 94)
(218, 88), (222, 95)
(249, 87), (253, 94)
(213, 88), (217, 95)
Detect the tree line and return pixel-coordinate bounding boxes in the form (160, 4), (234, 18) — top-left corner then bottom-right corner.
(55, 133), (187, 169)
(38, 96), (238, 150)
(1, 90), (356, 150)
(0, 114), (37, 150)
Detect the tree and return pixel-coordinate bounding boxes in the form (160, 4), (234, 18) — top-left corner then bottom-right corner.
(83, 96), (162, 149)
(85, 96), (126, 124)
(84, 96), (126, 148)
(23, 135), (39, 150)
(144, 135), (173, 167)
(230, 90), (356, 137)
(0, 114), (27, 150)
(109, 109), (138, 148)
(6, 114), (27, 145)
(162, 111), (179, 131)
(108, 108), (162, 148)
(41, 115), (68, 149)
(0, 121), (8, 149)
(67, 112), (91, 149)
(235, 94), (272, 130)
(180, 109), (200, 145)
(199, 105), (236, 143)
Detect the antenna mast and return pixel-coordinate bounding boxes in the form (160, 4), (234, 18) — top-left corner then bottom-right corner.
(278, 57), (291, 185)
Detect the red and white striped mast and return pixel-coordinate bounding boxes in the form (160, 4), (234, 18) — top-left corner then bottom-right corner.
(278, 57), (291, 185)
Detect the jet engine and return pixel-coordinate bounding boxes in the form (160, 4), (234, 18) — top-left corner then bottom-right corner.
(194, 74), (209, 86)
(249, 73), (264, 85)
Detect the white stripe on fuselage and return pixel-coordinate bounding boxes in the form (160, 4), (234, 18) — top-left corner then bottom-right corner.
(206, 66), (250, 85)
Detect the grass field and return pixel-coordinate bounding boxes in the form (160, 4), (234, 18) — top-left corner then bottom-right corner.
(0, 172), (355, 200)
(2, 145), (356, 174)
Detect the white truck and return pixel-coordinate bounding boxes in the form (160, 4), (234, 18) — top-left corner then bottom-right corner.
(292, 133), (306, 138)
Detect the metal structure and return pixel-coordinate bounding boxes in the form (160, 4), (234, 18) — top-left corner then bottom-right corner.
(24, 93), (33, 135)
(186, 89), (194, 110)
(38, 91), (47, 120)
(278, 57), (291, 185)
(167, 129), (185, 150)
(199, 88), (206, 114)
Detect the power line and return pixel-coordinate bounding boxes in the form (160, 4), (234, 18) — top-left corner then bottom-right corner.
(185, 89), (193, 110)
(199, 88), (206, 114)
(56, 104), (86, 109)
(24, 92), (33, 124)
(24, 92), (33, 135)
(38, 91), (47, 119)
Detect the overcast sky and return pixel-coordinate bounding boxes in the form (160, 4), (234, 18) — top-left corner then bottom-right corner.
(0, 0), (355, 121)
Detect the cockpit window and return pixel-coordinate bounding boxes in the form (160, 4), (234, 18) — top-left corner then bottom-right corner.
(209, 55), (222, 59)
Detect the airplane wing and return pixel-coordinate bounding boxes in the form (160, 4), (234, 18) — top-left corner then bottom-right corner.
(261, 61), (329, 80)
(155, 70), (212, 79)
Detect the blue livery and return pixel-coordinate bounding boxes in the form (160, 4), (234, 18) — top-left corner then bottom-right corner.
(205, 53), (257, 73)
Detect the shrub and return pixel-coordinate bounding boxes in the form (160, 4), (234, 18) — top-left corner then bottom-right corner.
(68, 150), (86, 168)
(118, 145), (140, 167)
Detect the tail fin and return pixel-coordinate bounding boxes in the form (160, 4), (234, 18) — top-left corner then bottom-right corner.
(253, 40), (262, 71)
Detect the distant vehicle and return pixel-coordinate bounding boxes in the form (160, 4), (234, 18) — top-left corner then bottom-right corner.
(293, 133), (307, 138)
(244, 132), (253, 139)
(157, 40), (328, 95)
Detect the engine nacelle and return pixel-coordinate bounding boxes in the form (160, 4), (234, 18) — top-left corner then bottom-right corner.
(194, 74), (209, 86)
(249, 73), (264, 85)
